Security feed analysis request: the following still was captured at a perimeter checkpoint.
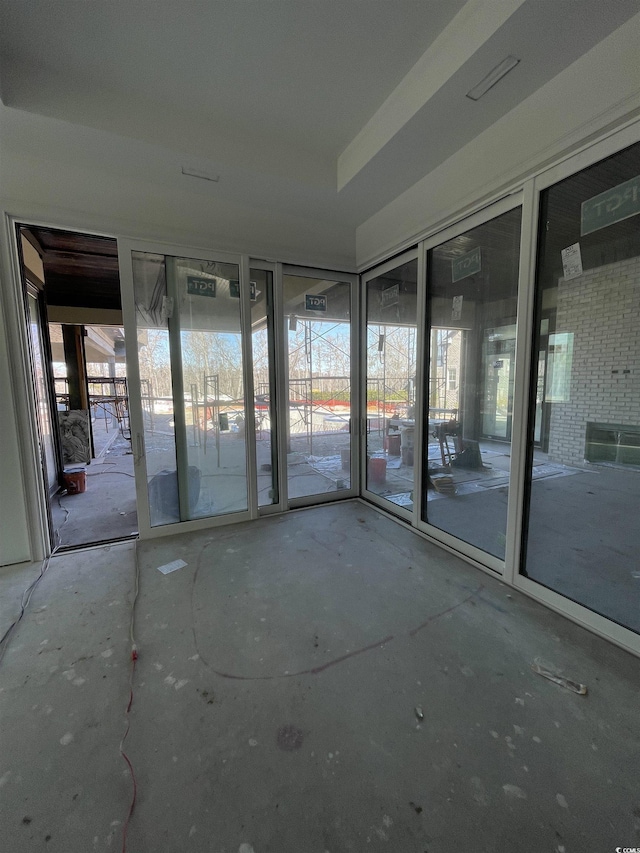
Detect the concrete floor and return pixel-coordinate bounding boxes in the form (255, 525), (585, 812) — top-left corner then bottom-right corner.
(50, 425), (353, 547)
(1, 501), (639, 853)
(524, 464), (640, 633)
(51, 430), (138, 548)
(363, 436), (640, 633)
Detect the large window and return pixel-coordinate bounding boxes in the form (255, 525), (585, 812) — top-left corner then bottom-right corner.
(283, 273), (354, 501)
(132, 251), (248, 525)
(422, 207), (522, 560)
(364, 258), (418, 514)
(251, 268), (279, 508)
(522, 141), (640, 634)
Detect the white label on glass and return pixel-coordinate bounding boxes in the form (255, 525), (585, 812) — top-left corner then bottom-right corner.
(161, 296), (174, 320)
(561, 243), (583, 280)
(452, 295), (463, 322)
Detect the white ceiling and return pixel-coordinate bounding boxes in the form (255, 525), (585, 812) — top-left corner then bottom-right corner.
(1, 0), (639, 230)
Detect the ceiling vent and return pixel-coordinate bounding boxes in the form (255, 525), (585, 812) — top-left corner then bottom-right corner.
(181, 165), (220, 182)
(466, 55), (520, 101)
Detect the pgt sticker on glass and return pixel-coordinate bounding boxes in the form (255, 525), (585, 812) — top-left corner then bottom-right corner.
(380, 284), (399, 308)
(305, 294), (327, 312)
(561, 243), (583, 281)
(451, 295), (463, 322)
(581, 174), (640, 235)
(229, 280), (258, 301)
(187, 275), (216, 297)
(451, 247), (481, 282)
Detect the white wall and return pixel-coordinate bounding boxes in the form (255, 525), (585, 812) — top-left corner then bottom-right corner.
(0, 103), (356, 271)
(0, 273), (32, 565)
(356, 12), (640, 268)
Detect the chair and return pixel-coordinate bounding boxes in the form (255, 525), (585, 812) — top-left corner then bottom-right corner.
(436, 419), (463, 467)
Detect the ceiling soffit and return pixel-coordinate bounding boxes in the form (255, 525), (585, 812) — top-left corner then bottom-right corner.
(1, 1), (639, 229)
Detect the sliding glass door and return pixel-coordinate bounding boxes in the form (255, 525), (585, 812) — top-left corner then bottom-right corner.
(421, 203), (522, 563)
(282, 268), (358, 505)
(362, 253), (418, 517)
(121, 247), (357, 533)
(357, 134), (639, 654)
(250, 266), (280, 510)
(520, 140), (640, 635)
(122, 244), (254, 534)
(26, 287), (60, 502)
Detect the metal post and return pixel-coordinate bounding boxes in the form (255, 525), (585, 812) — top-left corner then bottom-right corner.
(165, 256), (191, 521)
(307, 321), (313, 457)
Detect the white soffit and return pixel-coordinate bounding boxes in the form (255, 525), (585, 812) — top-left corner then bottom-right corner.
(0, 0), (465, 172)
(337, 0), (526, 191)
(337, 0), (640, 214)
(354, 10), (640, 268)
(1, 0), (639, 230)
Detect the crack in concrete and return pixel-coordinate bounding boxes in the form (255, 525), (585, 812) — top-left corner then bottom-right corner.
(188, 539), (484, 681)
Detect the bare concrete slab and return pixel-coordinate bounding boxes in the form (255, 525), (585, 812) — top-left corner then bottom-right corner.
(51, 432), (137, 548)
(1, 502), (639, 853)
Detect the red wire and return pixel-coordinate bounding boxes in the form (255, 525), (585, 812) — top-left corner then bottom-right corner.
(121, 653), (138, 852)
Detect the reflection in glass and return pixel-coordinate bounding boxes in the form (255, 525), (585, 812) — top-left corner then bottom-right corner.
(174, 256), (246, 519)
(28, 293), (58, 494)
(133, 252), (180, 526)
(283, 275), (352, 500)
(132, 252), (247, 525)
(522, 141), (640, 635)
(251, 269), (279, 507)
(365, 259), (418, 512)
(422, 207), (522, 559)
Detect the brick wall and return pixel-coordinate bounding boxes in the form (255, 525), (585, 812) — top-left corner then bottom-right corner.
(547, 255), (640, 466)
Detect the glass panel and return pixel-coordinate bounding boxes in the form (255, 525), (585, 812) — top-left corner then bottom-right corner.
(522, 141), (640, 635)
(28, 293), (57, 493)
(132, 252), (180, 526)
(365, 259), (418, 512)
(283, 274), (352, 500)
(481, 323), (515, 439)
(251, 269), (278, 507)
(132, 252), (247, 525)
(422, 207), (522, 559)
(173, 256), (246, 519)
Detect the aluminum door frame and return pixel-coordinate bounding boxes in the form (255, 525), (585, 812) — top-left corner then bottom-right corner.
(509, 123), (640, 658)
(250, 259), (287, 517)
(282, 265), (360, 509)
(359, 248), (422, 525)
(416, 192), (524, 575)
(118, 237), (259, 539)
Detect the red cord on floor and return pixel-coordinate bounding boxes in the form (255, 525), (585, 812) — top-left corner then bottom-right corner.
(121, 647), (138, 853)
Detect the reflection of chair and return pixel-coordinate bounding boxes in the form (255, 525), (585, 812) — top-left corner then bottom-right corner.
(436, 419), (463, 466)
